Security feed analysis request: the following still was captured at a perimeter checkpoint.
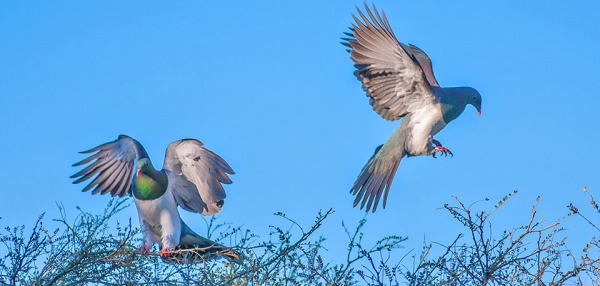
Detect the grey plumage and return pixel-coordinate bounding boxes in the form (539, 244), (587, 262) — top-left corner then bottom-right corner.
(163, 139), (234, 215)
(72, 135), (145, 197)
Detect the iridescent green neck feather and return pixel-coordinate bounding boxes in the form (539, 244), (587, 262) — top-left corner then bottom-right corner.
(133, 159), (168, 200)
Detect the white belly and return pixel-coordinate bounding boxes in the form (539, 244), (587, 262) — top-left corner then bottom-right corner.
(408, 105), (446, 155)
(134, 188), (182, 248)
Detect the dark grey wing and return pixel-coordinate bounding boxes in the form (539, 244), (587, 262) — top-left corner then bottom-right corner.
(402, 43), (439, 87)
(342, 4), (438, 121)
(71, 135), (148, 197)
(163, 139), (234, 215)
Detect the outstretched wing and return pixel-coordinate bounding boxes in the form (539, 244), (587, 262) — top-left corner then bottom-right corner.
(342, 4), (438, 121)
(163, 139), (234, 215)
(71, 135), (148, 197)
(402, 43), (439, 87)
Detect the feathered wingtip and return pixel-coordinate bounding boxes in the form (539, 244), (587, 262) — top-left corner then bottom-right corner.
(161, 244), (244, 264)
(340, 29), (356, 51)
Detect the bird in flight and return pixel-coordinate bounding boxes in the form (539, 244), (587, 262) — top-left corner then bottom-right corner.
(342, 5), (482, 212)
(71, 135), (240, 262)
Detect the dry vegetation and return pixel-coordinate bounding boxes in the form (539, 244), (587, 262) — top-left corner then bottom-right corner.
(0, 190), (597, 285)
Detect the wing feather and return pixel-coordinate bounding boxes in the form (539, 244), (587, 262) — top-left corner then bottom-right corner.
(95, 160), (127, 195)
(71, 152), (117, 182)
(83, 159), (120, 193)
(402, 43), (440, 87)
(163, 139), (234, 215)
(106, 161), (128, 191)
(71, 135), (147, 197)
(342, 4), (438, 120)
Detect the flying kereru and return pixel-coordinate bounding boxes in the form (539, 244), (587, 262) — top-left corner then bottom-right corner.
(71, 135), (241, 262)
(342, 5), (482, 212)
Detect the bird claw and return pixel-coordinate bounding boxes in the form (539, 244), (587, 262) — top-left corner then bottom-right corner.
(138, 245), (150, 253)
(431, 139), (453, 158)
(433, 146), (453, 157)
(159, 248), (173, 258)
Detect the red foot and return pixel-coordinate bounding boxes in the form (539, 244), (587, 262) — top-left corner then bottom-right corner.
(432, 139), (453, 158)
(159, 248), (173, 258)
(138, 245), (150, 253)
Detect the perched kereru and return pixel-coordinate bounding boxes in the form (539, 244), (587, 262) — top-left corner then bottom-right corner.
(71, 135), (240, 262)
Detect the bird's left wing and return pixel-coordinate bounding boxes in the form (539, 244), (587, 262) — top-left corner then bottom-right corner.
(71, 135), (148, 197)
(342, 4), (438, 121)
(163, 139), (234, 215)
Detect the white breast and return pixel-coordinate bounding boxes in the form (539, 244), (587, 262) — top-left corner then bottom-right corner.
(408, 105), (446, 155)
(134, 187), (181, 245)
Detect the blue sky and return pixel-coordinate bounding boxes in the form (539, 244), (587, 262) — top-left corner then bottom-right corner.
(1, 1), (599, 263)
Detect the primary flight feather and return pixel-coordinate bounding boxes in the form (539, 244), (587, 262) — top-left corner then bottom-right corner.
(71, 135), (240, 262)
(342, 5), (482, 212)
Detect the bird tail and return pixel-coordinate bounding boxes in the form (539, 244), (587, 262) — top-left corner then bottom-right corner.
(350, 144), (404, 213)
(163, 220), (243, 264)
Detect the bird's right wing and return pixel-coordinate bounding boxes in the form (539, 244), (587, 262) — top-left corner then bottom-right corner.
(163, 139), (234, 215)
(342, 4), (438, 121)
(71, 135), (148, 197)
(401, 43), (440, 87)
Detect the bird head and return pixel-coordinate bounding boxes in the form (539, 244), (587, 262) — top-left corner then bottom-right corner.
(465, 87), (482, 116)
(136, 158), (150, 177)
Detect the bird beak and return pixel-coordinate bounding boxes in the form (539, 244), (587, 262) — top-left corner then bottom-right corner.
(477, 108), (481, 116)
(136, 169), (142, 177)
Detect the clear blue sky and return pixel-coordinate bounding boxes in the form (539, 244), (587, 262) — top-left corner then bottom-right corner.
(1, 1), (599, 262)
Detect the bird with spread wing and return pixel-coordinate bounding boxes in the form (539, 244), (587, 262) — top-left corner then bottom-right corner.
(342, 5), (482, 213)
(71, 135), (241, 262)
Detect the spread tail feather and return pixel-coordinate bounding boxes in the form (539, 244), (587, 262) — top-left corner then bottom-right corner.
(163, 220), (243, 264)
(350, 144), (403, 213)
